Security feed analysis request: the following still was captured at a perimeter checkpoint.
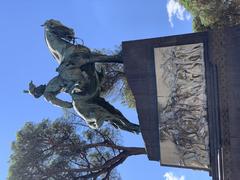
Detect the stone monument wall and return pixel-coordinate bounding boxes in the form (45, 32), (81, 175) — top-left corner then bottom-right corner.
(123, 26), (240, 180)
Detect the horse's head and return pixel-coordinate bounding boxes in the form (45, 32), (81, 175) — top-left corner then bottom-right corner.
(42, 19), (75, 43)
(41, 19), (77, 63)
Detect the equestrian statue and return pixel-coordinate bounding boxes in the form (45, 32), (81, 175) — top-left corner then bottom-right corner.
(25, 19), (140, 134)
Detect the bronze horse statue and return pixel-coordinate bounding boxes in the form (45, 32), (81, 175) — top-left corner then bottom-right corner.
(26, 19), (140, 134)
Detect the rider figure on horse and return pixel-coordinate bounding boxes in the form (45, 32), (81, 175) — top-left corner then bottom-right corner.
(25, 19), (140, 134)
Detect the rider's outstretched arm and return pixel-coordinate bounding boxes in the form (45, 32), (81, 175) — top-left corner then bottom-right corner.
(44, 76), (73, 108)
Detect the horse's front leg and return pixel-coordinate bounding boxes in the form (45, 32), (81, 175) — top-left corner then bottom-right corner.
(92, 55), (123, 64)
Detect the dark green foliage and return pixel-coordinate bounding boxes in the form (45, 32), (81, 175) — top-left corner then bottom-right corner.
(8, 117), (121, 180)
(8, 113), (146, 180)
(97, 62), (136, 108)
(179, 0), (240, 31)
(120, 78), (136, 108)
(192, 16), (208, 32)
(94, 48), (136, 108)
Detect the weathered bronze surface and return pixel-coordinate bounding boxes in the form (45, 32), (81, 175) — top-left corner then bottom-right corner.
(26, 19), (140, 134)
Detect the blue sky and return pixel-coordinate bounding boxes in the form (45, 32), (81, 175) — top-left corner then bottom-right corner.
(0, 0), (211, 179)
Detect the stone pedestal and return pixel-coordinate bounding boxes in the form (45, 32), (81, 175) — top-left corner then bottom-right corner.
(122, 26), (240, 180)
(208, 26), (240, 180)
